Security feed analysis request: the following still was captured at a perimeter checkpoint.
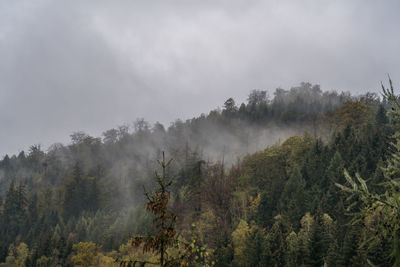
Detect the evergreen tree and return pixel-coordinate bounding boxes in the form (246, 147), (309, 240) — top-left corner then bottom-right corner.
(242, 225), (269, 267)
(279, 167), (306, 229)
(124, 153), (199, 266)
(307, 215), (329, 267)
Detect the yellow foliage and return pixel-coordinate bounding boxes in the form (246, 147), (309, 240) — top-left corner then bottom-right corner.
(71, 242), (97, 267)
(322, 213), (333, 226)
(71, 242), (119, 267)
(331, 101), (372, 131)
(231, 190), (249, 221)
(240, 134), (314, 189)
(36, 256), (51, 267)
(286, 231), (299, 252)
(195, 208), (222, 246)
(275, 134), (315, 174)
(249, 192), (261, 212)
(3, 242), (29, 267)
(231, 220), (250, 263)
(300, 212), (314, 234)
(118, 240), (158, 264)
(96, 254), (117, 267)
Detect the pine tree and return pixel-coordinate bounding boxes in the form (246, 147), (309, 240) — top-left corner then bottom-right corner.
(340, 227), (362, 266)
(324, 151), (345, 219)
(242, 225), (269, 267)
(279, 167), (306, 229)
(63, 163), (84, 219)
(336, 78), (400, 266)
(285, 231), (300, 266)
(266, 215), (287, 266)
(307, 214), (329, 267)
(122, 152), (197, 266)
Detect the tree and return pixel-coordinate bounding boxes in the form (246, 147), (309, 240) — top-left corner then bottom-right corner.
(0, 182), (28, 260)
(332, 101), (372, 131)
(336, 78), (400, 265)
(122, 152), (198, 267)
(71, 242), (97, 267)
(376, 104), (389, 126)
(3, 242), (29, 267)
(340, 226), (363, 266)
(307, 214), (330, 267)
(102, 129), (119, 144)
(231, 220), (249, 266)
(242, 225), (269, 267)
(247, 90), (268, 106)
(324, 151), (345, 220)
(247, 90), (269, 121)
(265, 215), (286, 266)
(279, 167), (306, 228)
(285, 231), (300, 266)
(63, 163), (100, 220)
(223, 98), (237, 115)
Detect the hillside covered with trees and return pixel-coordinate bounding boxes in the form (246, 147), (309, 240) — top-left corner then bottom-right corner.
(0, 81), (398, 266)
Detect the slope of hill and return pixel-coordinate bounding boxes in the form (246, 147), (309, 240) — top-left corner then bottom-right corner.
(0, 82), (393, 266)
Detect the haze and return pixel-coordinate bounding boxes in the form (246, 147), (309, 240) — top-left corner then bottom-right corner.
(1, 0), (399, 156)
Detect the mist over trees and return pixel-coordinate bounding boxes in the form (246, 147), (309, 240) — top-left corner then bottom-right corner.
(0, 82), (395, 266)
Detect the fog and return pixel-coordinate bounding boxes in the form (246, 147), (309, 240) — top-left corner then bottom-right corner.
(1, 0), (399, 155)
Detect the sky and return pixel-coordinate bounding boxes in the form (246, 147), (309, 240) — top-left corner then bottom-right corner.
(0, 0), (400, 156)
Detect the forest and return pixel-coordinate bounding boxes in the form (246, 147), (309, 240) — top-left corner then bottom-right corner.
(0, 81), (399, 266)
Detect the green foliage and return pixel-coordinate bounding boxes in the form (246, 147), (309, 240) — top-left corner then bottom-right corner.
(336, 79), (400, 266)
(63, 163), (100, 220)
(307, 214), (331, 267)
(0, 83), (396, 265)
(279, 167), (307, 228)
(130, 153), (180, 266)
(122, 153), (209, 267)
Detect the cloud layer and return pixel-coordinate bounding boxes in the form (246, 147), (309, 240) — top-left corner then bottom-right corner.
(1, 0), (399, 155)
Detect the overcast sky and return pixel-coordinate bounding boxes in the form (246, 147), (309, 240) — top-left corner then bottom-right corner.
(0, 0), (399, 156)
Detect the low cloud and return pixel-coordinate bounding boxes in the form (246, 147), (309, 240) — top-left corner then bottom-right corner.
(0, 0), (399, 155)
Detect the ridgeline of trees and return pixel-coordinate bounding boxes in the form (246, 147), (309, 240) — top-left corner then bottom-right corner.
(0, 81), (397, 266)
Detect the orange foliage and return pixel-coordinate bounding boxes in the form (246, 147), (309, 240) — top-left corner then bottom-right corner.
(329, 101), (372, 131)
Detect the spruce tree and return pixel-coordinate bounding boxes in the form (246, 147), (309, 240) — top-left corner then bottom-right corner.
(121, 152), (198, 266)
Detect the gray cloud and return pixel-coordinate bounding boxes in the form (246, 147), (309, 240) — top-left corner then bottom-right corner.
(0, 0), (399, 155)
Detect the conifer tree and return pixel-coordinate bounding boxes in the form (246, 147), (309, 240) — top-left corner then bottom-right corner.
(337, 78), (400, 265)
(307, 213), (330, 267)
(279, 167), (306, 228)
(242, 225), (269, 267)
(120, 152), (199, 267)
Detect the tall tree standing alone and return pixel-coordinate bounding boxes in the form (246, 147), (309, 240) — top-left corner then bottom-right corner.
(120, 152), (197, 266)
